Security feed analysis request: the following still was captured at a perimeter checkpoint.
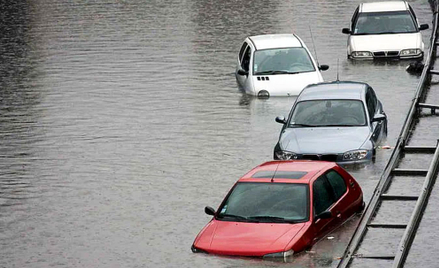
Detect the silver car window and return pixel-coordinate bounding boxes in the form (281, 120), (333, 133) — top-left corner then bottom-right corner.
(289, 100), (367, 127)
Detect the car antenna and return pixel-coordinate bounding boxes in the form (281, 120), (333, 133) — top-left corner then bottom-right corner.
(271, 164), (281, 183)
(309, 25), (320, 66)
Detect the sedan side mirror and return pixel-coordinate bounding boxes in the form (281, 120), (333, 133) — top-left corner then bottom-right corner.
(205, 206), (216, 216)
(275, 116), (287, 124)
(237, 68), (249, 76)
(315, 211), (332, 221)
(419, 24), (429, 31)
(319, 65), (329, 71)
(342, 28), (351, 34)
(372, 114), (386, 122)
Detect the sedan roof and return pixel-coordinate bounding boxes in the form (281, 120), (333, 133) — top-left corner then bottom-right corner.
(297, 81), (368, 102)
(360, 1), (408, 13)
(239, 160), (336, 184)
(249, 34), (303, 50)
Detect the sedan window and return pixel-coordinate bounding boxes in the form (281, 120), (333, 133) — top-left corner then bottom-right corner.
(253, 47), (315, 75)
(353, 11), (417, 35)
(366, 88), (379, 120)
(313, 176), (335, 215)
(217, 182), (309, 222)
(289, 100), (367, 127)
(326, 170), (347, 200)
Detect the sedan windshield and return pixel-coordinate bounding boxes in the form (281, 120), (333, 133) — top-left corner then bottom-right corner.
(289, 100), (367, 127)
(217, 182), (309, 223)
(353, 11), (417, 35)
(253, 47), (315, 75)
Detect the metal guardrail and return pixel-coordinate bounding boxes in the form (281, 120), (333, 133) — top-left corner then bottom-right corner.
(336, 1), (439, 267)
(392, 142), (439, 267)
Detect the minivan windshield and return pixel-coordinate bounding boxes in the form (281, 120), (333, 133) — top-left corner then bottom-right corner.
(253, 47), (315, 75)
(353, 11), (417, 35)
(217, 182), (309, 223)
(289, 100), (367, 127)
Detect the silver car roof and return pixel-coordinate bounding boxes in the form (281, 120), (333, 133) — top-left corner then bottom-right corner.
(297, 81), (368, 102)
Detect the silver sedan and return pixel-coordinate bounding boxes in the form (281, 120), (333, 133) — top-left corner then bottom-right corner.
(274, 81), (387, 164)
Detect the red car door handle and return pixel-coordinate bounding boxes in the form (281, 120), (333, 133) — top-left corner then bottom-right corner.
(336, 212), (342, 218)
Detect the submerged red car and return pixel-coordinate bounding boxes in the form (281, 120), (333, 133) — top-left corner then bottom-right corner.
(191, 160), (363, 259)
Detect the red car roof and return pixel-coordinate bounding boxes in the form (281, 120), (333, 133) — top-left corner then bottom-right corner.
(239, 160), (337, 184)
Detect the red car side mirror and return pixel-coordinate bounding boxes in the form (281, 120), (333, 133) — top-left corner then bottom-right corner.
(315, 211), (332, 221)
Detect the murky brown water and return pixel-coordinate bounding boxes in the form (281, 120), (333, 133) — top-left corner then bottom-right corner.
(0, 0), (436, 267)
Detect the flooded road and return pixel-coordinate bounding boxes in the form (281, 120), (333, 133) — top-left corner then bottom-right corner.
(0, 0), (435, 267)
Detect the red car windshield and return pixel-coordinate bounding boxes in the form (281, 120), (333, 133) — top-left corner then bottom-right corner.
(217, 182), (309, 223)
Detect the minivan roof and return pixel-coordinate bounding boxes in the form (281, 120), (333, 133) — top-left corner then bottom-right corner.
(249, 34), (303, 50)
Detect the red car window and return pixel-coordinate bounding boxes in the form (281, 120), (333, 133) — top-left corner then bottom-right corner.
(313, 176), (335, 215)
(326, 170), (347, 199)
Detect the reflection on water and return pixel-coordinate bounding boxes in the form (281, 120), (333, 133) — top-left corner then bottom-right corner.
(0, 0), (435, 267)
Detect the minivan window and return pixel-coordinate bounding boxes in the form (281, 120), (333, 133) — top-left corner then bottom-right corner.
(241, 46), (251, 72)
(253, 47), (315, 75)
(239, 42), (248, 62)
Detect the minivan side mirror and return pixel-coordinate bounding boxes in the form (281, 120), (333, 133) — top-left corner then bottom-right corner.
(372, 114), (386, 122)
(319, 65), (329, 71)
(419, 24), (429, 31)
(205, 206), (216, 216)
(237, 68), (249, 76)
(342, 28), (351, 34)
(275, 116), (287, 124)
(315, 211), (332, 221)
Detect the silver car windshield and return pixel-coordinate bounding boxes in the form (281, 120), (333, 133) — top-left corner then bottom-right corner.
(289, 100), (367, 127)
(217, 182), (309, 223)
(353, 11), (417, 35)
(253, 47), (315, 75)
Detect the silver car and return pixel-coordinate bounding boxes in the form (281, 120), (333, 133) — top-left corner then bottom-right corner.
(274, 81), (387, 164)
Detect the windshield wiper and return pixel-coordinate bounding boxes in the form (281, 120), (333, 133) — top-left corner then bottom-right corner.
(290, 123), (319, 127)
(354, 32), (399, 35)
(314, 124), (360, 127)
(217, 214), (258, 222)
(327, 124), (358, 127)
(254, 70), (299, 75)
(376, 31), (398, 34)
(248, 216), (300, 223)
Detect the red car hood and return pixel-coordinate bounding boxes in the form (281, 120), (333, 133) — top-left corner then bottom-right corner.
(193, 220), (306, 256)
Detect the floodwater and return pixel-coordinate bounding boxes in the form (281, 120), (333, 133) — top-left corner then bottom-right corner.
(0, 0), (436, 267)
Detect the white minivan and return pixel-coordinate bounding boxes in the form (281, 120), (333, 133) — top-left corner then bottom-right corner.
(342, 1), (429, 60)
(235, 34), (328, 98)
